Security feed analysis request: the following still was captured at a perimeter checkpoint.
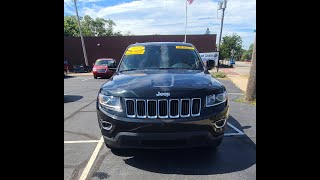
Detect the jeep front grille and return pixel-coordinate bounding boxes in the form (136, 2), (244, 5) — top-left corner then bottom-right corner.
(125, 98), (201, 118)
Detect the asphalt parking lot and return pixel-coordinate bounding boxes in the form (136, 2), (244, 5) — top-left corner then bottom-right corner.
(64, 75), (256, 180)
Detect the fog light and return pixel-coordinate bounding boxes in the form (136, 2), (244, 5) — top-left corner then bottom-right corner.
(213, 118), (226, 129)
(101, 121), (112, 130)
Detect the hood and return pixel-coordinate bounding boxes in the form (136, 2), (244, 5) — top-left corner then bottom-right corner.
(100, 69), (225, 98)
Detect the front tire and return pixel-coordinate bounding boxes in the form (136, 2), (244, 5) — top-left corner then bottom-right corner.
(94, 76), (97, 79)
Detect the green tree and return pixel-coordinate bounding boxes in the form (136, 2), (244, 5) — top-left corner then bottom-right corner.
(248, 44), (253, 51)
(241, 43), (254, 60)
(64, 16), (79, 37)
(64, 15), (121, 37)
(241, 51), (251, 60)
(113, 31), (123, 36)
(105, 19), (117, 36)
(219, 34), (243, 60)
(81, 15), (95, 36)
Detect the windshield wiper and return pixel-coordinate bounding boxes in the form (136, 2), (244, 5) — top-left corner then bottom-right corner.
(119, 68), (137, 72)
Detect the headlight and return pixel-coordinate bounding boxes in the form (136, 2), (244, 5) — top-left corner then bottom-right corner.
(206, 91), (227, 107)
(93, 68), (97, 71)
(98, 94), (122, 112)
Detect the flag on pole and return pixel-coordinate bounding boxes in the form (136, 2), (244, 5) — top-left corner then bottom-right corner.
(187, 0), (194, 5)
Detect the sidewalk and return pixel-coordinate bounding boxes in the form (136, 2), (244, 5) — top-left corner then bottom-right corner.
(210, 61), (251, 92)
(227, 75), (248, 92)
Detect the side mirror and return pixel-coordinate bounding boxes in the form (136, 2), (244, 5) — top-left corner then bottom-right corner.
(206, 60), (215, 70)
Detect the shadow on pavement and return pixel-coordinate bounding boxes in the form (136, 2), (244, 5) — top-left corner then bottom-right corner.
(227, 115), (248, 131)
(242, 125), (252, 130)
(64, 76), (76, 79)
(64, 95), (83, 103)
(110, 115), (256, 175)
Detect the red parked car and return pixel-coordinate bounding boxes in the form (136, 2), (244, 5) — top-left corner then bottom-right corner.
(92, 58), (117, 79)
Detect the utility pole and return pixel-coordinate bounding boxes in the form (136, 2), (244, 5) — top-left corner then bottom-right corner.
(217, 0), (227, 72)
(73, 0), (89, 67)
(246, 31), (256, 101)
(184, 0), (188, 42)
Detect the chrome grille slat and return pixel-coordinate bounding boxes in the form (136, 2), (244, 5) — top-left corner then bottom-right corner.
(180, 99), (190, 117)
(125, 98), (201, 118)
(169, 99), (179, 118)
(136, 100), (146, 118)
(147, 100), (157, 118)
(158, 99), (168, 118)
(125, 99), (135, 118)
(191, 98), (201, 116)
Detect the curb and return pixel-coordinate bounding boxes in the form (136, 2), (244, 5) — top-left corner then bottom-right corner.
(67, 73), (92, 76)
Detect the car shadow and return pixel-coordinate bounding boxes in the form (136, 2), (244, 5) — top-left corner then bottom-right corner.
(64, 75), (75, 79)
(242, 125), (252, 130)
(227, 115), (250, 131)
(64, 95), (83, 103)
(110, 115), (255, 175)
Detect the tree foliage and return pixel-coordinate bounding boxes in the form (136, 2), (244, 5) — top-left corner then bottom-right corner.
(64, 15), (120, 37)
(241, 43), (254, 60)
(64, 15), (79, 37)
(219, 34), (243, 60)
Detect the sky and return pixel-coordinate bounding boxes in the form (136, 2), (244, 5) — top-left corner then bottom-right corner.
(64, 0), (256, 50)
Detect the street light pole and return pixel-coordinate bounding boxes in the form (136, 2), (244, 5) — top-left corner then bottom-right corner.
(217, 0), (227, 72)
(73, 0), (89, 67)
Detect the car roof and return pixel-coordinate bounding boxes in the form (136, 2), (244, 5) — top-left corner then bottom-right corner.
(130, 42), (194, 47)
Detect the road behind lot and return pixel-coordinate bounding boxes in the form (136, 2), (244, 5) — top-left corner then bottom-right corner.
(64, 75), (256, 180)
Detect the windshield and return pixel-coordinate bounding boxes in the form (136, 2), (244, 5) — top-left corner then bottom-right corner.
(95, 59), (115, 66)
(118, 45), (204, 71)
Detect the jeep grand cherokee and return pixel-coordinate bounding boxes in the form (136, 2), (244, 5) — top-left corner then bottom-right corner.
(96, 42), (229, 149)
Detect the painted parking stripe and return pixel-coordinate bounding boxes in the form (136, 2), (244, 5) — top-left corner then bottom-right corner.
(224, 132), (245, 136)
(227, 122), (245, 134)
(79, 136), (104, 180)
(64, 140), (99, 144)
(81, 77), (94, 81)
(224, 122), (245, 136)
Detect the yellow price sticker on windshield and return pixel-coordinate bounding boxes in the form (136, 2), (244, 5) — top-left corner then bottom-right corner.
(176, 46), (195, 50)
(125, 46), (145, 55)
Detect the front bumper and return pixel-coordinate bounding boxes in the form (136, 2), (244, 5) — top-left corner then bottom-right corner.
(97, 104), (229, 149)
(93, 71), (113, 77)
(103, 131), (223, 149)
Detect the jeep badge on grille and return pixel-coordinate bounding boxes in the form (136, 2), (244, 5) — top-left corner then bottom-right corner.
(156, 91), (170, 97)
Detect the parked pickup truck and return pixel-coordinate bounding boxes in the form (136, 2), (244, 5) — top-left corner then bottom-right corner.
(96, 42), (229, 150)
